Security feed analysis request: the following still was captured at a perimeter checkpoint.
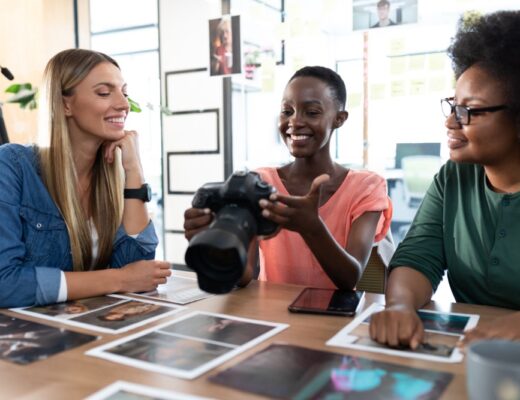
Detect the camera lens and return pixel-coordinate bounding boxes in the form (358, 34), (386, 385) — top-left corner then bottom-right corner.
(200, 248), (237, 269)
(185, 205), (258, 294)
(185, 171), (278, 294)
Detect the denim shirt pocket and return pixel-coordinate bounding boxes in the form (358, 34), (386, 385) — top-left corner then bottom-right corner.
(19, 207), (68, 264)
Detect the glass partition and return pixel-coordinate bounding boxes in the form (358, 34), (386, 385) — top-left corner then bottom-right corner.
(89, 0), (162, 257)
(230, 0), (519, 245)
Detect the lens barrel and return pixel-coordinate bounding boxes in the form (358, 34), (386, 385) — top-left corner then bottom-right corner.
(185, 205), (257, 293)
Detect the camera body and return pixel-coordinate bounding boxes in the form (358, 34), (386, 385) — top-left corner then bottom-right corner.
(192, 170), (278, 236)
(185, 171), (278, 294)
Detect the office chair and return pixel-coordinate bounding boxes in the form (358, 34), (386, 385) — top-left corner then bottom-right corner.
(356, 231), (394, 294)
(401, 155), (442, 208)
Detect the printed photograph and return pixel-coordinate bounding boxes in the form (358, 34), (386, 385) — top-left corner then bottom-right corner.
(86, 380), (213, 400)
(70, 300), (179, 331)
(134, 275), (213, 305)
(352, 0), (418, 31)
(208, 15), (241, 76)
(350, 323), (457, 358)
(328, 303), (467, 362)
(87, 312), (288, 379)
(417, 310), (471, 335)
(105, 331), (232, 371)
(363, 309), (476, 335)
(22, 296), (124, 319)
(160, 313), (275, 346)
(210, 343), (453, 400)
(14, 297), (182, 334)
(0, 314), (97, 365)
(97, 391), (154, 400)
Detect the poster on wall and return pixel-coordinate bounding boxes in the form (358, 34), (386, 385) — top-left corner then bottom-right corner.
(208, 15), (242, 76)
(353, 0), (418, 31)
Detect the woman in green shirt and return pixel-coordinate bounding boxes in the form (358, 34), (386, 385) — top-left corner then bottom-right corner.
(370, 10), (520, 349)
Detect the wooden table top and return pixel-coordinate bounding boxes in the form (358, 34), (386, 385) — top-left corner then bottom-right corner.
(0, 275), (514, 399)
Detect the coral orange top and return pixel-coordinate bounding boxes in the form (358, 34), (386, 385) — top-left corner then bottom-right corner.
(256, 167), (393, 288)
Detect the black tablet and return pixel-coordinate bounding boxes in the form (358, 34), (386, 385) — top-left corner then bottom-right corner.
(288, 288), (365, 317)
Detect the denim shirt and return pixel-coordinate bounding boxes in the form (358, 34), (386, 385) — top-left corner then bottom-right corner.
(0, 144), (158, 308)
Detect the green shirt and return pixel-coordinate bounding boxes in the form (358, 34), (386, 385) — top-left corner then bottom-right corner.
(390, 160), (520, 309)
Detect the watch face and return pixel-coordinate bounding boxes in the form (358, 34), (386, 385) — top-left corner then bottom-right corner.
(145, 184), (152, 202)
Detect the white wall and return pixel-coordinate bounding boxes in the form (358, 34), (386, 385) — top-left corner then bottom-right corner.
(160, 0), (225, 266)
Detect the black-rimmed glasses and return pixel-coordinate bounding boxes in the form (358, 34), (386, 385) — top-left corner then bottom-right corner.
(440, 97), (508, 125)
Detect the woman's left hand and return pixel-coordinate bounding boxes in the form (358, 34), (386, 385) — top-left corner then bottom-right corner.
(458, 312), (520, 349)
(259, 174), (329, 234)
(104, 130), (143, 175)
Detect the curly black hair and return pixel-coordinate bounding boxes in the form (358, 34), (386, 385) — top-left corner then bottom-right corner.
(288, 66), (347, 110)
(448, 10), (520, 127)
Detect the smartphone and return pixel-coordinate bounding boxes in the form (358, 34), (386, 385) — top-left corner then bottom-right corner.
(288, 288), (365, 317)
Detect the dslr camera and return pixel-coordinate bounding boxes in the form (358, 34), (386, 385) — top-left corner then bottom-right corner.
(185, 171), (278, 294)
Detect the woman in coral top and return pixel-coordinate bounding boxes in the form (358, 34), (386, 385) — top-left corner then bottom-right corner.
(185, 66), (392, 290)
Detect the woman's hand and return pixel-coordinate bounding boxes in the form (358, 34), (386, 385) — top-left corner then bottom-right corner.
(458, 312), (520, 349)
(369, 304), (424, 349)
(184, 207), (213, 241)
(118, 260), (172, 293)
(258, 174), (329, 234)
(104, 130), (143, 176)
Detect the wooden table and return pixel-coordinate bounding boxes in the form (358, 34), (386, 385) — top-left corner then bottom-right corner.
(0, 276), (514, 399)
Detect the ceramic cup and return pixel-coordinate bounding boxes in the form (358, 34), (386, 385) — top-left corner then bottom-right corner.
(466, 340), (520, 400)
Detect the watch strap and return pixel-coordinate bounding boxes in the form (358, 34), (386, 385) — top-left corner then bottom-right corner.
(124, 183), (152, 202)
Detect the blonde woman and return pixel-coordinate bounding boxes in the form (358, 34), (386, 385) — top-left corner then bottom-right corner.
(0, 49), (171, 308)
(211, 16), (233, 75)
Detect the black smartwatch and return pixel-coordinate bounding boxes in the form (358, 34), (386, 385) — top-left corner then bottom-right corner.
(124, 183), (152, 202)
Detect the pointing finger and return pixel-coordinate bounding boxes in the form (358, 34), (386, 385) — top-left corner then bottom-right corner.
(307, 174), (330, 197)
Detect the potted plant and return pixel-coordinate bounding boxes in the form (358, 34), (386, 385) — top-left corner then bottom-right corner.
(3, 83), (143, 112)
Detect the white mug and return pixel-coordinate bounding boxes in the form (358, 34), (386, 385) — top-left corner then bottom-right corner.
(466, 340), (520, 400)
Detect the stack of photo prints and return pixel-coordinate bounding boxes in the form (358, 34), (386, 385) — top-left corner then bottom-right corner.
(132, 274), (215, 305)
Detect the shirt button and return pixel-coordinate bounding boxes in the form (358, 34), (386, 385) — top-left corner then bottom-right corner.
(36, 223), (42, 229)
(491, 257), (500, 266)
(502, 197), (511, 206)
(498, 228), (506, 238)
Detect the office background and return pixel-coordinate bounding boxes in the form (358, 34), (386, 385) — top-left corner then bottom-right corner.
(1, 0), (518, 293)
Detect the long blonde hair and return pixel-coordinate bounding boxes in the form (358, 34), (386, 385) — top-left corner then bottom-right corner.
(39, 49), (124, 271)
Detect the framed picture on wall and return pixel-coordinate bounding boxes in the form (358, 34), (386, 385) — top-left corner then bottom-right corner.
(353, 0), (418, 31)
(209, 15), (242, 76)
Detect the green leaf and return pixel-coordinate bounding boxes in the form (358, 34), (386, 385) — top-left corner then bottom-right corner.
(6, 89), (36, 105)
(5, 82), (32, 94)
(5, 84), (21, 93)
(128, 97), (142, 113)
